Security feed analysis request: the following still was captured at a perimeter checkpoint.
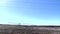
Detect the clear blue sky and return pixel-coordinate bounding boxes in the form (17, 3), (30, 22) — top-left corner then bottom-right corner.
(0, 0), (60, 25)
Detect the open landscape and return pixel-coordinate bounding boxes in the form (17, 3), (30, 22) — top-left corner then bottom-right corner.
(0, 0), (60, 34)
(0, 24), (60, 34)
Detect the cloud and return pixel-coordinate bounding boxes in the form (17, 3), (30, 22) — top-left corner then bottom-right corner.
(0, 0), (10, 6)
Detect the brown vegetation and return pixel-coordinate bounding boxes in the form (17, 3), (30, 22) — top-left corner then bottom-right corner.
(0, 24), (60, 34)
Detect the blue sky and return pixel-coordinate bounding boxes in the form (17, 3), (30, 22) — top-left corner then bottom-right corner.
(0, 0), (60, 25)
